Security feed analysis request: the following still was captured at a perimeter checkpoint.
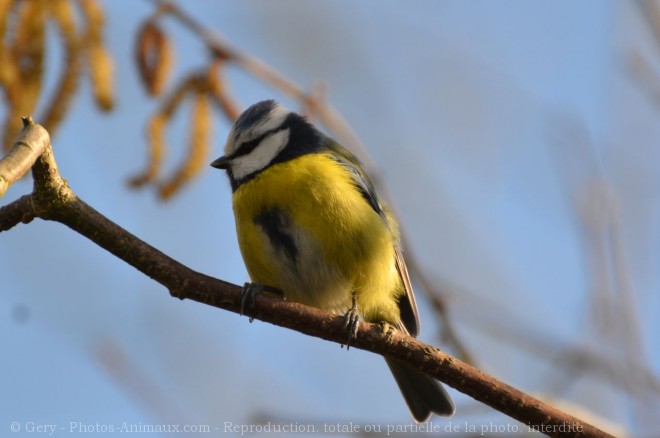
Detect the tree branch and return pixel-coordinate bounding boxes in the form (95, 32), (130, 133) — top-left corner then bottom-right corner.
(0, 117), (50, 197)
(0, 121), (614, 438)
(0, 194), (34, 231)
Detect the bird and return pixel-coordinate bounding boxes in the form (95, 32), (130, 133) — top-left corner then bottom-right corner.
(210, 99), (455, 422)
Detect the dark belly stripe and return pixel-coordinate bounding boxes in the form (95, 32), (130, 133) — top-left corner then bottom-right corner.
(254, 207), (298, 262)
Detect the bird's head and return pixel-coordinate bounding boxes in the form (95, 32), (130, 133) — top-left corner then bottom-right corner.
(211, 100), (322, 188)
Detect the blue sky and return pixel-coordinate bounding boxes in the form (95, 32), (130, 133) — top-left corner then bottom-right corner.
(1, 1), (658, 436)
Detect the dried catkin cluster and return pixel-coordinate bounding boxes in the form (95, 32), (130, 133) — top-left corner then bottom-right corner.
(135, 19), (172, 97)
(131, 7), (240, 200)
(0, 0), (114, 150)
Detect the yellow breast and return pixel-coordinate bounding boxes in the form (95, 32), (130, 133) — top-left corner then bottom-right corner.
(231, 153), (403, 322)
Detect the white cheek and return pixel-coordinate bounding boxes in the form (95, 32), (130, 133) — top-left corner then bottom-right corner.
(231, 129), (290, 180)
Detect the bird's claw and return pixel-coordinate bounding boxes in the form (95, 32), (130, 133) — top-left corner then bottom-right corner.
(343, 294), (360, 350)
(240, 282), (263, 322)
(240, 283), (283, 323)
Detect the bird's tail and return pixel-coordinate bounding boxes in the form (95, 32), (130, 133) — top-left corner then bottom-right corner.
(385, 357), (455, 422)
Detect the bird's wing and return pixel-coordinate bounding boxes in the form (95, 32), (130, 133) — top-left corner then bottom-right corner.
(326, 142), (383, 216)
(392, 243), (420, 336)
(326, 141), (421, 336)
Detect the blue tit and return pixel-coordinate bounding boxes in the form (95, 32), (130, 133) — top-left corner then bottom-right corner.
(211, 100), (455, 422)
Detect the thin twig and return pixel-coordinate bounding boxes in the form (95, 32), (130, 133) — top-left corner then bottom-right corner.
(0, 194), (34, 231)
(400, 238), (475, 364)
(149, 0), (375, 172)
(0, 117), (49, 197)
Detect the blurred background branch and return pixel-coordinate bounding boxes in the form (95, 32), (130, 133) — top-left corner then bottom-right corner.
(0, 1), (657, 437)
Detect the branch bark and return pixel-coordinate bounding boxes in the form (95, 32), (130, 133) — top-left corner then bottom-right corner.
(0, 194), (33, 231)
(0, 121), (615, 438)
(0, 117), (49, 197)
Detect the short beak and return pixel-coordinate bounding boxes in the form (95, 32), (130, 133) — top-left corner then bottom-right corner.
(210, 155), (230, 169)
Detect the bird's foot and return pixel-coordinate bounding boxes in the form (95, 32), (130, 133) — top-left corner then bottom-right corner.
(240, 282), (282, 322)
(343, 294), (360, 350)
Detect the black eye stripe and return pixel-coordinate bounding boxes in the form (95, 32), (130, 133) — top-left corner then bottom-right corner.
(232, 126), (288, 159)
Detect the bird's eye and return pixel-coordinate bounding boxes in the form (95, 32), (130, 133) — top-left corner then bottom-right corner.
(234, 136), (263, 158)
(234, 127), (286, 158)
